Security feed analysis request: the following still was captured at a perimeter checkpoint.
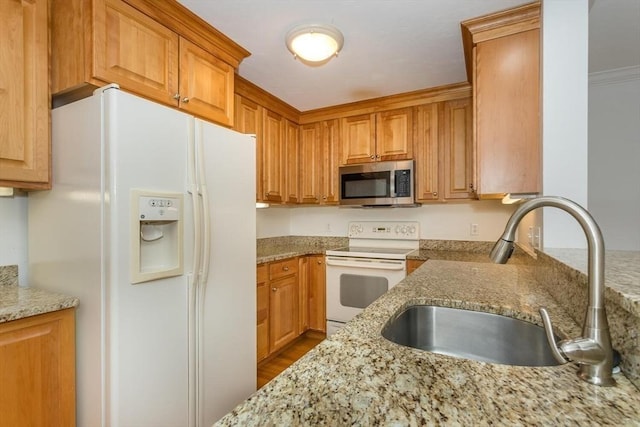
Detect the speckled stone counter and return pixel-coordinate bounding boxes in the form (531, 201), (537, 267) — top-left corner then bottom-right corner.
(257, 236), (347, 264)
(0, 265), (79, 323)
(218, 259), (640, 425)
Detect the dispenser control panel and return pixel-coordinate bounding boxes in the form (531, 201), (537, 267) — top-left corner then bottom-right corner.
(139, 196), (180, 221)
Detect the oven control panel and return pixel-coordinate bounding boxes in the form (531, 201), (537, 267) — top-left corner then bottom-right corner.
(347, 221), (419, 240)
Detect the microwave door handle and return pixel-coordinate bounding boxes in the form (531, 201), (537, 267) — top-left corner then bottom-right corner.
(325, 257), (405, 270)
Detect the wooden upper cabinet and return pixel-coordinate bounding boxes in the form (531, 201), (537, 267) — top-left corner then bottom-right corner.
(50, 0), (248, 127)
(462, 2), (541, 198)
(284, 120), (300, 204)
(299, 123), (321, 204)
(0, 0), (50, 189)
(262, 109), (284, 203)
(299, 120), (339, 205)
(442, 98), (474, 200)
(340, 108), (413, 164)
(376, 108), (414, 161)
(234, 95), (262, 201)
(341, 114), (376, 164)
(178, 38), (234, 126)
(414, 103), (440, 201)
(320, 119), (340, 204)
(92, 0), (180, 105)
(415, 98), (474, 203)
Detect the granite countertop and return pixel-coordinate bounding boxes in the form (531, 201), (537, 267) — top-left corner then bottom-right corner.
(0, 265), (80, 324)
(218, 259), (640, 425)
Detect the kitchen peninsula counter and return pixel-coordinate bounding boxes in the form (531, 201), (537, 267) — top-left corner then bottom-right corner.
(220, 259), (640, 425)
(0, 265), (79, 323)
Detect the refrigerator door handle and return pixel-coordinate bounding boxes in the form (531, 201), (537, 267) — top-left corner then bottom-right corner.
(195, 124), (211, 286)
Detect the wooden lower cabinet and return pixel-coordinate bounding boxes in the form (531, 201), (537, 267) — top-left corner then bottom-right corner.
(257, 255), (326, 361)
(0, 308), (76, 427)
(308, 255), (326, 332)
(256, 264), (269, 361)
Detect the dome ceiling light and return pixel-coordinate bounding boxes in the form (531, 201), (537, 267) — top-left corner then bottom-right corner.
(285, 24), (344, 63)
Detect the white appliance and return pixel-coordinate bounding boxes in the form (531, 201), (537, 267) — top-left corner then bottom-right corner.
(28, 85), (256, 427)
(325, 221), (419, 335)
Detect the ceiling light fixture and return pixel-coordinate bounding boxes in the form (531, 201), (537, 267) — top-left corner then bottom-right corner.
(285, 24), (344, 63)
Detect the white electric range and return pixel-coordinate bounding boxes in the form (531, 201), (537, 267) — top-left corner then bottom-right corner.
(325, 221), (420, 335)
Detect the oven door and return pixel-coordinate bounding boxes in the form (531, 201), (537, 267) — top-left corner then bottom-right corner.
(325, 255), (406, 334)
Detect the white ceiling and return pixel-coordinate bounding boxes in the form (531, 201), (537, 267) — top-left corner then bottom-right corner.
(178, 0), (640, 112)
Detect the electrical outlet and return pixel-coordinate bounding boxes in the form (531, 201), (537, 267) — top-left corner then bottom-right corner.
(325, 223), (332, 233)
(534, 227), (542, 249)
(470, 223), (479, 236)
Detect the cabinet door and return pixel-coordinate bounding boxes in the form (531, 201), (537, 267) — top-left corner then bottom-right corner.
(475, 29), (540, 197)
(298, 257), (309, 334)
(376, 108), (414, 161)
(320, 119), (340, 204)
(0, 0), (49, 188)
(299, 123), (321, 204)
(442, 98), (474, 200)
(269, 274), (299, 353)
(234, 95), (262, 201)
(93, 0), (179, 105)
(341, 114), (376, 164)
(414, 103), (440, 201)
(308, 255), (326, 332)
(178, 38), (234, 126)
(262, 110), (284, 202)
(256, 265), (269, 362)
(0, 309), (75, 427)
(284, 120), (300, 204)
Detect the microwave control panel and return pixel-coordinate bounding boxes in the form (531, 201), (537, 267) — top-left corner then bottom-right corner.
(394, 169), (412, 197)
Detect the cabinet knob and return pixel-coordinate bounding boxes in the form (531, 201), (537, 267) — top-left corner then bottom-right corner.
(322, 195), (327, 200)
(317, 260), (323, 265)
(376, 154), (381, 159)
(172, 93), (180, 100)
(272, 287), (277, 292)
(433, 192), (438, 197)
(370, 155), (375, 160)
(283, 266), (289, 271)
(182, 97), (190, 103)
(469, 183), (474, 189)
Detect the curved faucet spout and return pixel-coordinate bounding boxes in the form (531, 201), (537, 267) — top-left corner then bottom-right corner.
(491, 196), (615, 386)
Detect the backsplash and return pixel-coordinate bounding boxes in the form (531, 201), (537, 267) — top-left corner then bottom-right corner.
(0, 265), (18, 287)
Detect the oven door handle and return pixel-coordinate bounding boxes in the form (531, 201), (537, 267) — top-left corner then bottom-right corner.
(325, 257), (406, 270)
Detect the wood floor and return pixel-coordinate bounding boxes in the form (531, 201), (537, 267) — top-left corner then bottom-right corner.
(257, 331), (325, 389)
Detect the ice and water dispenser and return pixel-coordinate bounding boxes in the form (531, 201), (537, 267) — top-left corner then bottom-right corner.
(131, 190), (183, 284)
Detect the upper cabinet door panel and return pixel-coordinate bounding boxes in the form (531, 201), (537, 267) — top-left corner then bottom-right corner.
(93, 0), (179, 104)
(179, 38), (234, 127)
(341, 114), (375, 164)
(376, 108), (413, 161)
(0, 0), (49, 188)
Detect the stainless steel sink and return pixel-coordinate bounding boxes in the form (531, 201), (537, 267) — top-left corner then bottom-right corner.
(381, 305), (561, 367)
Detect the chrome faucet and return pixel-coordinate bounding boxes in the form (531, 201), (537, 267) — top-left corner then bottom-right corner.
(490, 196), (615, 386)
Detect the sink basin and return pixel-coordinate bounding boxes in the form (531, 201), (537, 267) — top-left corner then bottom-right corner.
(381, 305), (561, 367)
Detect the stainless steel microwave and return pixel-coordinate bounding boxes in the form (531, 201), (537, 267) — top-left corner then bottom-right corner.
(338, 160), (417, 207)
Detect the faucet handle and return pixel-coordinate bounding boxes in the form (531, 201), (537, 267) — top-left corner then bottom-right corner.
(539, 308), (570, 364)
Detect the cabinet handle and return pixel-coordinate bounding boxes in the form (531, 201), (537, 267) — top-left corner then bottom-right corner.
(272, 287), (277, 292)
(283, 266), (289, 271)
(172, 93), (180, 100)
(182, 97), (190, 103)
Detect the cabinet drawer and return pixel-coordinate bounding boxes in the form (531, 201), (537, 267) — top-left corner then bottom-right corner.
(257, 264), (268, 283)
(269, 258), (298, 280)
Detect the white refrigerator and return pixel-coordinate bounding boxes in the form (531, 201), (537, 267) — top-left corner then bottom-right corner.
(28, 85), (256, 427)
